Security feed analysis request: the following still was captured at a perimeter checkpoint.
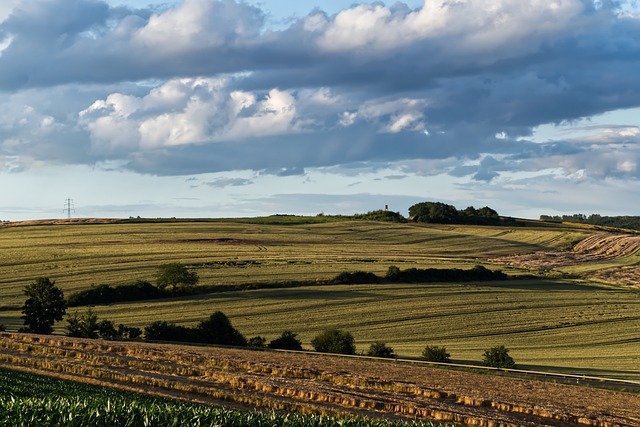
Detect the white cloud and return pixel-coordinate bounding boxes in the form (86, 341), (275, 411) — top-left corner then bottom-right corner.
(316, 0), (589, 59)
(133, 0), (263, 52)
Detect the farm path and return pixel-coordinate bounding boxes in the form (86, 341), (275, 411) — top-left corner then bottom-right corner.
(1, 333), (638, 427)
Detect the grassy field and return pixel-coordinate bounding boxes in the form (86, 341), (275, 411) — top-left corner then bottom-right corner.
(0, 219), (592, 307)
(1, 218), (639, 379)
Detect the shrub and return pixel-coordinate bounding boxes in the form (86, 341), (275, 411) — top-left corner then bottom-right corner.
(333, 271), (379, 284)
(67, 281), (162, 307)
(194, 311), (247, 346)
(144, 311), (246, 346)
(247, 336), (267, 348)
(117, 324), (142, 340)
(311, 328), (356, 355)
(366, 342), (395, 358)
(483, 345), (516, 369)
(0, 324), (5, 332)
(66, 309), (99, 339)
(421, 345), (451, 363)
(268, 330), (303, 351)
(144, 321), (194, 342)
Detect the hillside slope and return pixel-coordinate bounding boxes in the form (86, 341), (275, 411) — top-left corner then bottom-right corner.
(1, 332), (639, 427)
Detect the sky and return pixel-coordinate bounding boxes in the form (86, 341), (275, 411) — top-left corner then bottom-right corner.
(1, 0), (640, 221)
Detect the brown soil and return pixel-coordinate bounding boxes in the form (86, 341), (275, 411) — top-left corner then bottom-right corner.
(1, 333), (638, 427)
(493, 233), (640, 287)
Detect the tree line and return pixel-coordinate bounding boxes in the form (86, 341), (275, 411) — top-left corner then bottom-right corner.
(540, 213), (640, 231)
(11, 274), (516, 369)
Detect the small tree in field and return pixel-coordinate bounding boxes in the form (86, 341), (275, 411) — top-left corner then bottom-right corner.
(21, 278), (66, 334)
(156, 263), (199, 293)
(66, 309), (99, 338)
(483, 345), (516, 369)
(421, 345), (451, 363)
(367, 342), (395, 358)
(311, 328), (356, 355)
(268, 330), (303, 351)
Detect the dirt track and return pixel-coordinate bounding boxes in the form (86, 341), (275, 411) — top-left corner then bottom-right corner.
(1, 333), (639, 427)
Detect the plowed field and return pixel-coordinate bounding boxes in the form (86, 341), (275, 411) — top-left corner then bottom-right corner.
(1, 333), (638, 427)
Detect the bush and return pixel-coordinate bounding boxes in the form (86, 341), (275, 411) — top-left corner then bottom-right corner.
(66, 309), (99, 338)
(0, 324), (5, 332)
(268, 330), (303, 351)
(421, 345), (451, 363)
(195, 311), (247, 346)
(144, 311), (246, 346)
(483, 345), (516, 369)
(333, 271), (379, 284)
(311, 328), (356, 355)
(366, 342), (395, 358)
(67, 281), (162, 307)
(144, 321), (194, 342)
(247, 336), (267, 348)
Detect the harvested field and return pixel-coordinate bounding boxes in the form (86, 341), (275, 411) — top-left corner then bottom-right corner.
(1, 332), (638, 427)
(493, 233), (640, 287)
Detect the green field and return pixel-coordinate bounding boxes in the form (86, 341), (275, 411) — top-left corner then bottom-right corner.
(1, 218), (639, 380)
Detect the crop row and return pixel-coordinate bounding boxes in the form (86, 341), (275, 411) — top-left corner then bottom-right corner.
(0, 368), (451, 427)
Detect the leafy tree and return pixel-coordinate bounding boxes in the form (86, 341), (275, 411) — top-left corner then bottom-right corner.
(96, 319), (118, 340)
(421, 345), (451, 362)
(311, 328), (356, 355)
(409, 201), (459, 224)
(483, 345), (516, 369)
(195, 311), (247, 346)
(66, 309), (99, 338)
(21, 278), (66, 334)
(268, 330), (303, 351)
(156, 263), (199, 293)
(385, 265), (401, 280)
(366, 342), (395, 358)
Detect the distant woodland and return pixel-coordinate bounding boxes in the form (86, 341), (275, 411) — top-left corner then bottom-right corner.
(540, 214), (640, 231)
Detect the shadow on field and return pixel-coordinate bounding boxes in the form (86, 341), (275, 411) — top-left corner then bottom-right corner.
(477, 280), (612, 292)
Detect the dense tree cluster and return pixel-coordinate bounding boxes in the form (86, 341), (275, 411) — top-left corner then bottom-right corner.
(385, 265), (508, 283)
(67, 281), (162, 307)
(409, 202), (500, 225)
(352, 210), (406, 222)
(540, 213), (640, 231)
(144, 311), (247, 346)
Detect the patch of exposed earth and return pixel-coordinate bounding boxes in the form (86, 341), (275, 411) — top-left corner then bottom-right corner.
(493, 233), (640, 287)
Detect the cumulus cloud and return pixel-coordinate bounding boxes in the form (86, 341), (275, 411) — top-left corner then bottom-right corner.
(0, 0), (639, 187)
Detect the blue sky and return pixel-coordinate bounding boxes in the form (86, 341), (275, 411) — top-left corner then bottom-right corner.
(1, 0), (640, 221)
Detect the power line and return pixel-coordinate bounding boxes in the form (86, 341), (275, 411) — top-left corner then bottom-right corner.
(63, 198), (75, 219)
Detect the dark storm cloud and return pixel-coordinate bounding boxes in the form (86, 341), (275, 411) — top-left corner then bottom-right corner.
(1, 0), (640, 181)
